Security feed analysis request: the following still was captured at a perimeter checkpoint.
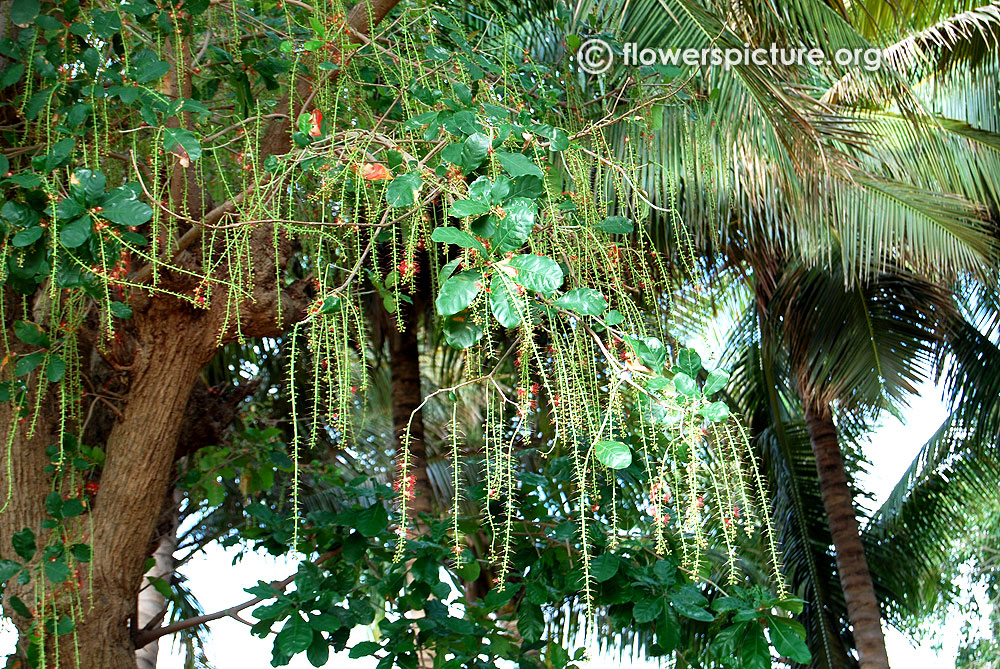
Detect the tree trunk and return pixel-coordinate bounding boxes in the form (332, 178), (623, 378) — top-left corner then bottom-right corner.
(804, 406), (890, 669)
(388, 313), (434, 521)
(386, 307), (437, 669)
(78, 309), (210, 669)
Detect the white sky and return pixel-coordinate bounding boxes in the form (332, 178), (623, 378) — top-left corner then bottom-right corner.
(0, 378), (981, 668)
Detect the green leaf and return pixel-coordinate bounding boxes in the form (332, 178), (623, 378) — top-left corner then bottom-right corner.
(450, 199), (490, 218)
(47, 357), (66, 383)
(430, 227), (488, 255)
(595, 440), (631, 469)
(306, 631), (330, 666)
(625, 336), (666, 371)
(276, 614), (314, 655)
(703, 370), (729, 395)
(0, 559), (22, 583)
(62, 497), (85, 518)
(45, 559), (70, 584)
(69, 543), (92, 562)
(461, 132), (491, 173)
(110, 301), (133, 319)
(13, 320), (49, 348)
(385, 172), (423, 208)
(163, 128), (202, 163)
(633, 597), (663, 624)
(439, 257), (462, 283)
(56, 198), (85, 220)
(767, 616), (811, 663)
(490, 275), (524, 328)
(604, 309), (624, 326)
(711, 622), (748, 658)
(443, 312), (483, 349)
(45, 491), (64, 519)
(492, 197), (535, 252)
(676, 349), (702, 375)
(673, 373), (699, 397)
(508, 255), (563, 295)
(517, 604), (544, 643)
(424, 45), (450, 61)
(12, 528), (35, 561)
(452, 81), (473, 106)
(100, 188), (153, 226)
(70, 169), (107, 203)
(11, 0), (40, 25)
(349, 640), (381, 658)
(12, 226), (43, 247)
(596, 216), (634, 234)
(14, 352), (45, 377)
(554, 288), (607, 316)
(436, 269), (483, 316)
(698, 401), (730, 422)
(356, 503), (388, 537)
(671, 586), (714, 622)
(496, 151), (544, 178)
(60, 217), (91, 248)
(740, 624), (770, 669)
(590, 553), (620, 582)
(54, 615), (75, 635)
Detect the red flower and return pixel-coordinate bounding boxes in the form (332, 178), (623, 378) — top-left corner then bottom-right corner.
(309, 109), (323, 137)
(362, 163), (392, 181)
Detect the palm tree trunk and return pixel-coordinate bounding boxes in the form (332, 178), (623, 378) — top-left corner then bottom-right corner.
(804, 406), (890, 669)
(387, 309), (436, 669)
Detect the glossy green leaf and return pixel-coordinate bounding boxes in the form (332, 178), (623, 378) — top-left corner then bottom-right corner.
(590, 553), (620, 582)
(276, 614), (314, 655)
(70, 169), (107, 203)
(443, 312), (483, 349)
(554, 288), (607, 316)
(60, 217), (91, 248)
(430, 227), (488, 255)
(676, 349), (702, 376)
(699, 401), (730, 422)
(673, 373), (699, 397)
(436, 269), (483, 315)
(461, 132), (491, 172)
(490, 275), (524, 328)
(385, 172), (423, 208)
(492, 197), (535, 252)
(163, 127), (202, 163)
(595, 440), (631, 469)
(703, 370), (729, 395)
(767, 616), (811, 663)
(450, 199), (490, 217)
(508, 254), (563, 295)
(497, 152), (544, 178)
(741, 624), (770, 669)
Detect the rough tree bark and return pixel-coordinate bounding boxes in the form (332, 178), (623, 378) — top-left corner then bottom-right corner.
(804, 406), (890, 669)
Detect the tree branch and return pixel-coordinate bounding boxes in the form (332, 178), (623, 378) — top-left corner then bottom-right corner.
(133, 548), (340, 648)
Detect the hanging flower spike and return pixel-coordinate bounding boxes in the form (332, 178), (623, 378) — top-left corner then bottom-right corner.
(309, 108), (323, 137)
(361, 163), (392, 181)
